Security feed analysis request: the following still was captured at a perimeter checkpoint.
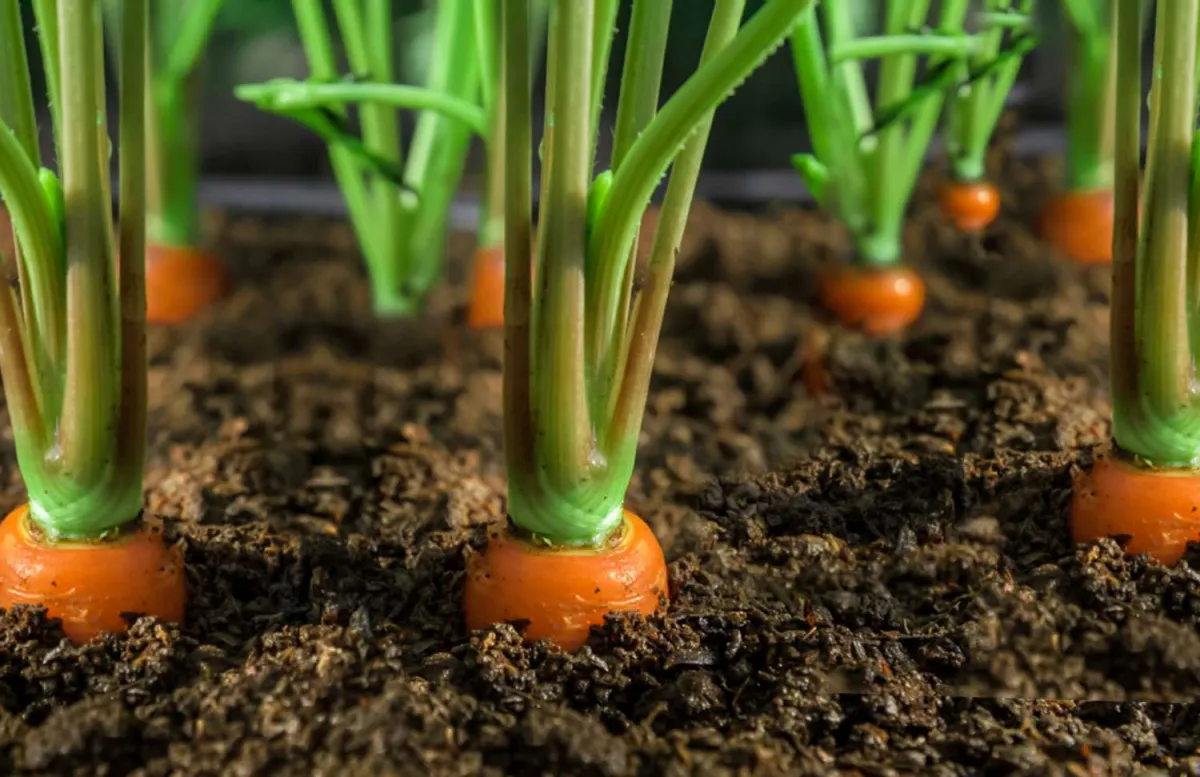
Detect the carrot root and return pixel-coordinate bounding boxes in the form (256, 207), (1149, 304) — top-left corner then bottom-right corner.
(1038, 189), (1115, 264)
(146, 242), (229, 324)
(463, 509), (668, 650)
(938, 179), (1001, 232)
(818, 264), (925, 335)
(1070, 444), (1200, 565)
(467, 245), (506, 329)
(0, 505), (186, 642)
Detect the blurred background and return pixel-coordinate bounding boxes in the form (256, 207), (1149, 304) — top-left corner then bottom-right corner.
(19, 1), (1081, 209)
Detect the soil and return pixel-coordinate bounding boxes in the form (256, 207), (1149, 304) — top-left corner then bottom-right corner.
(2, 148), (1200, 776)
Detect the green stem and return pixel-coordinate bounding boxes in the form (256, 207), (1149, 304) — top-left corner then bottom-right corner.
(1112, 0), (1200, 466)
(235, 81), (489, 135)
(290, 0), (381, 292)
(333, 0), (402, 296)
(501, 0), (538, 536)
(830, 32), (978, 62)
(1063, 0), (1115, 191)
(148, 75), (201, 246)
(116, 0), (148, 502)
(586, 0), (813, 377)
(32, 0), (61, 159)
(58, 0), (118, 489)
(869, 0), (931, 258)
(398, 0), (481, 308)
(600, 0), (674, 418)
(534, 0), (593, 493)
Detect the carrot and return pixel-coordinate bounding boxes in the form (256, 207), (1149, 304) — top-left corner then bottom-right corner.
(1038, 189), (1115, 264)
(938, 179), (1001, 232)
(464, 510), (667, 649)
(466, 245), (506, 329)
(818, 264), (925, 335)
(1070, 447), (1200, 566)
(0, 505), (186, 642)
(145, 242), (229, 324)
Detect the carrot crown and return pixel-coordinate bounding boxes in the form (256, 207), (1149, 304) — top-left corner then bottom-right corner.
(1109, 0), (1200, 467)
(501, 0), (812, 547)
(789, 1), (979, 265)
(942, 1), (1038, 182)
(0, 0), (148, 540)
(235, 0), (492, 317)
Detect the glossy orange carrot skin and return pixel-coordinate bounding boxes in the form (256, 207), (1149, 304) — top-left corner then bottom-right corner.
(0, 505), (186, 642)
(1038, 189), (1115, 264)
(1071, 445), (1200, 565)
(938, 180), (1001, 231)
(464, 510), (668, 650)
(467, 245), (506, 329)
(818, 264), (925, 335)
(146, 242), (229, 324)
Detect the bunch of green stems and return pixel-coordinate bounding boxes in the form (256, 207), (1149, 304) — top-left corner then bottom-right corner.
(238, 0), (491, 316)
(1109, 0), (1200, 467)
(0, 0), (148, 538)
(132, 0), (223, 249)
(1060, 0), (1119, 193)
(789, 0), (981, 265)
(501, 0), (813, 547)
(943, 0), (1038, 183)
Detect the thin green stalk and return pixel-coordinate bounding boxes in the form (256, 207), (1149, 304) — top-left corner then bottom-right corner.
(606, 0), (745, 459)
(944, 0), (1036, 182)
(534, 0), (593, 493)
(870, 0), (931, 255)
(587, 0), (824, 380)
(136, 0), (223, 247)
(396, 0), (481, 311)
(32, 0), (61, 157)
(602, 0), (674, 415)
(333, 0), (401, 293)
(289, 0), (380, 292)
(116, 0), (148, 495)
(57, 0), (119, 490)
(236, 81), (488, 134)
(502, 0), (536, 524)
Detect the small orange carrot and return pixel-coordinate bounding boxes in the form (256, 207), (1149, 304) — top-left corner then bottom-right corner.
(818, 264), (925, 335)
(464, 510), (668, 650)
(0, 505), (186, 642)
(1038, 189), (1115, 264)
(145, 242), (229, 324)
(1070, 446), (1200, 566)
(938, 179), (1001, 232)
(467, 244), (506, 329)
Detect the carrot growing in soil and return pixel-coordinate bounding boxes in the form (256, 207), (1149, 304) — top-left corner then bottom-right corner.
(237, 0), (488, 317)
(464, 0), (812, 650)
(0, 0), (185, 642)
(1071, 0), (1200, 565)
(939, 0), (1037, 232)
(790, 1), (978, 334)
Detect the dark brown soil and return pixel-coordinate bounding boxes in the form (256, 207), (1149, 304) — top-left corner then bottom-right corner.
(2, 153), (1200, 776)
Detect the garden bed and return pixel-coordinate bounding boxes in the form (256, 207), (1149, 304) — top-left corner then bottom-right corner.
(0, 151), (1198, 776)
